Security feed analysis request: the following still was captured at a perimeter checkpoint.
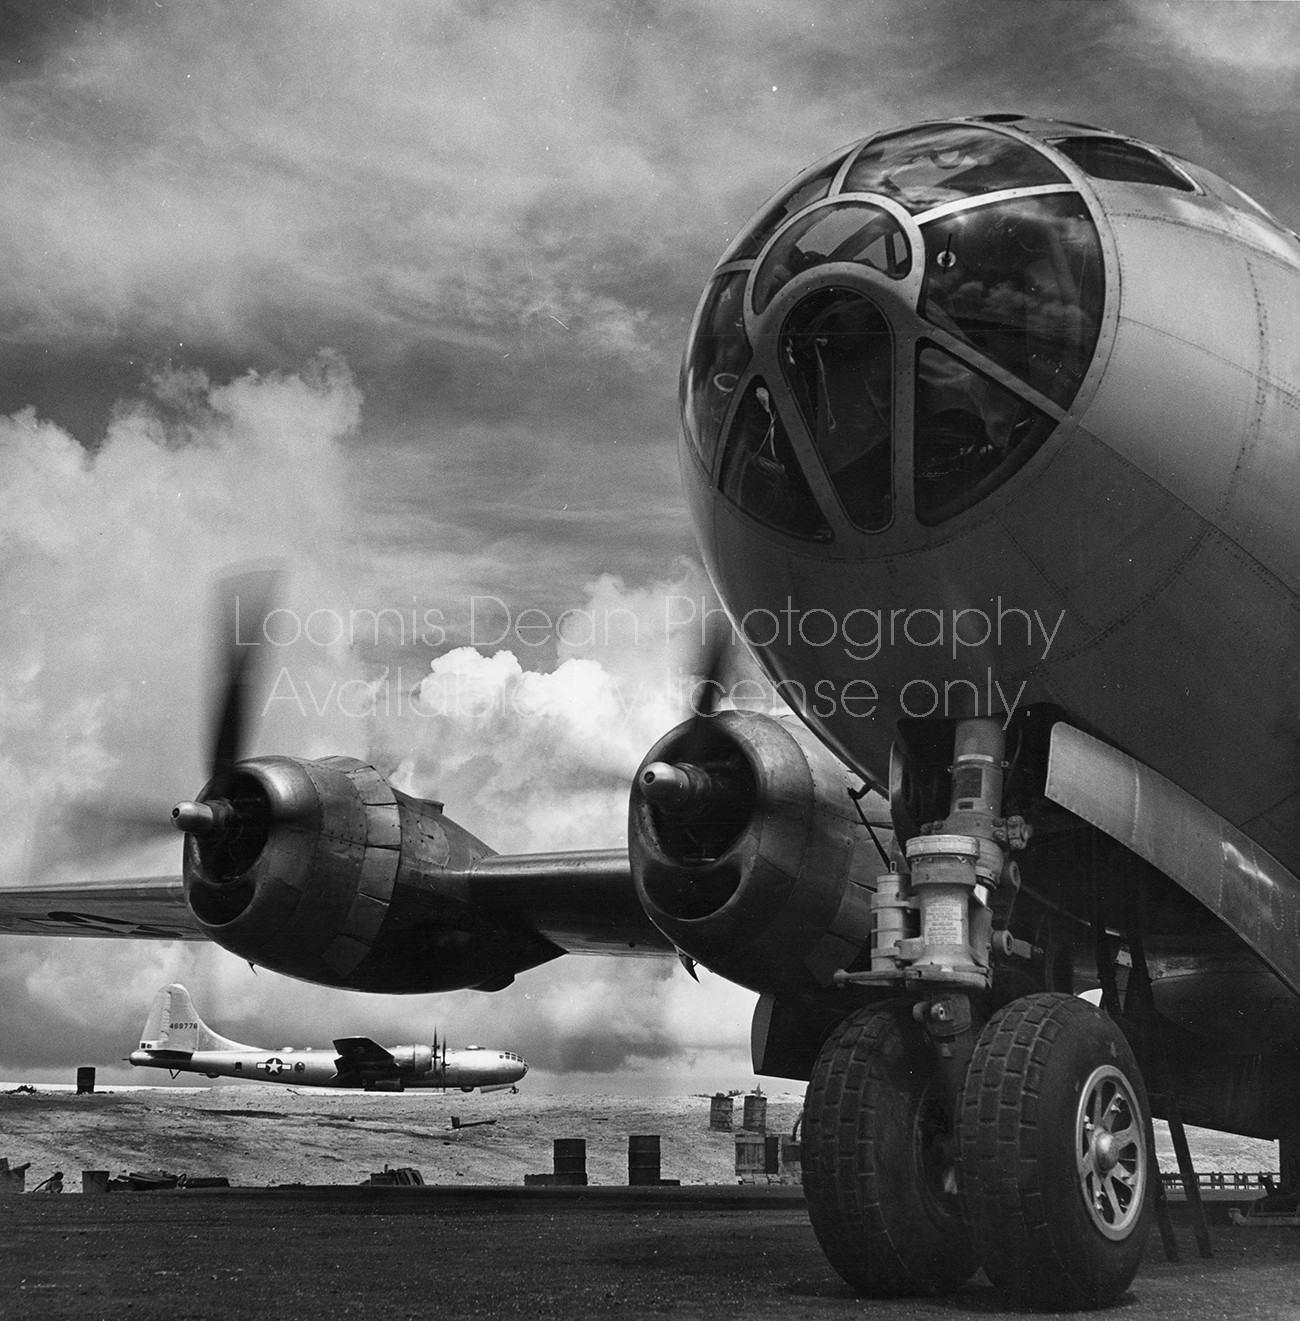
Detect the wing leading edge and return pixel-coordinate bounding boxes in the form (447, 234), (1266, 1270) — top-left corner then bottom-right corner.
(0, 876), (202, 940)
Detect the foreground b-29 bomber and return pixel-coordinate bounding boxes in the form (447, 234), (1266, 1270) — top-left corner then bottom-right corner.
(5, 114), (1300, 1308)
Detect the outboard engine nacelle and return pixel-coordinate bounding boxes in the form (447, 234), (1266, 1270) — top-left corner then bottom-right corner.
(183, 755), (560, 992)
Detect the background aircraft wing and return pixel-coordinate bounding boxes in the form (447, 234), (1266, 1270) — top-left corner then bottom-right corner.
(0, 876), (202, 940)
(332, 1037), (398, 1071)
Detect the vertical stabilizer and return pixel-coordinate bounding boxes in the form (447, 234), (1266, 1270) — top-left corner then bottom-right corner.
(139, 984), (197, 1053)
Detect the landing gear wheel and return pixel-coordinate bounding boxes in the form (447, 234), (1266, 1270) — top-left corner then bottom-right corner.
(802, 1002), (976, 1296)
(959, 993), (1153, 1309)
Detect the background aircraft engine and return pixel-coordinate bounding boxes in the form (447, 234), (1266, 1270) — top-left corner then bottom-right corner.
(182, 754), (559, 993)
(386, 1045), (434, 1077)
(629, 710), (882, 995)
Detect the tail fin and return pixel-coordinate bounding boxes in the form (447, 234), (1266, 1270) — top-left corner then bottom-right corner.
(138, 984), (255, 1054)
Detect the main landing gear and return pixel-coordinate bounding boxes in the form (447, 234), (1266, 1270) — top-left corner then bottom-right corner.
(961, 993), (1151, 1308)
(804, 994), (1152, 1308)
(805, 719), (1154, 1309)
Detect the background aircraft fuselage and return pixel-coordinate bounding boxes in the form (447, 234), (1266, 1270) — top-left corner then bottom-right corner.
(129, 1043), (527, 1091)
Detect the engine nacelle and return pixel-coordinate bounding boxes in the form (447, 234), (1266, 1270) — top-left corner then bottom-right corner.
(183, 755), (560, 992)
(629, 711), (883, 996)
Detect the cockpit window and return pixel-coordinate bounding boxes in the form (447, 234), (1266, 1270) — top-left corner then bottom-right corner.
(718, 149), (854, 264)
(914, 345), (1054, 525)
(1167, 152), (1298, 237)
(752, 202), (910, 314)
(719, 377), (832, 541)
(920, 193), (1102, 406)
(682, 271), (750, 466)
(1052, 137), (1195, 192)
(781, 289), (893, 531)
(841, 126), (1067, 214)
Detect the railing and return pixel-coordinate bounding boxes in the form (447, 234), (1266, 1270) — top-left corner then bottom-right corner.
(1160, 1171), (1278, 1190)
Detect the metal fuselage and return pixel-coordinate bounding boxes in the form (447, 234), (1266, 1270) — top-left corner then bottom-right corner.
(687, 119), (1300, 864)
(129, 1045), (528, 1091)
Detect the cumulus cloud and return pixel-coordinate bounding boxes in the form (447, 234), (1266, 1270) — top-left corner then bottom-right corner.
(0, 355), (367, 875)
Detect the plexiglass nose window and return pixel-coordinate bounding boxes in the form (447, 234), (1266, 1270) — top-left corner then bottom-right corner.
(914, 345), (1053, 525)
(719, 378), (833, 542)
(718, 149), (854, 265)
(752, 202), (910, 314)
(841, 125), (1067, 213)
(919, 194), (1103, 407)
(781, 289), (894, 531)
(682, 271), (750, 465)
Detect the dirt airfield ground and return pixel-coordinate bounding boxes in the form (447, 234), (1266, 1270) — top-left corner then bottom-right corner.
(0, 1085), (808, 1188)
(0, 1082), (1280, 1190)
(2, 1085), (1297, 1321)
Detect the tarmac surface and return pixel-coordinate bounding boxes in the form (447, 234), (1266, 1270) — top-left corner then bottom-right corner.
(3, 1186), (1299, 1321)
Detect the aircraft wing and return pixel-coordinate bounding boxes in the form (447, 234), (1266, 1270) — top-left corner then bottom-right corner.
(0, 876), (203, 940)
(463, 848), (672, 955)
(333, 1037), (398, 1072)
(0, 850), (669, 954)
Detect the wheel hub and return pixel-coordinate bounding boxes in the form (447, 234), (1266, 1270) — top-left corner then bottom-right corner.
(1076, 1064), (1147, 1240)
(1092, 1129), (1119, 1173)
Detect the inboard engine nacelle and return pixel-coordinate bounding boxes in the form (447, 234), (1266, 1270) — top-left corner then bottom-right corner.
(629, 711), (885, 995)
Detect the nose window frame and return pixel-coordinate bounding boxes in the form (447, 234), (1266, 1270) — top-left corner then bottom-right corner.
(691, 123), (1113, 547)
(779, 287), (897, 533)
(751, 198), (912, 315)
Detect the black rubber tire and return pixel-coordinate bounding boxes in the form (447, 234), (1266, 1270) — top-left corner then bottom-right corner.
(959, 993), (1153, 1310)
(802, 1002), (977, 1296)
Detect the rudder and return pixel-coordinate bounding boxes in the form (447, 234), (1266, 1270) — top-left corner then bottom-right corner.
(139, 984), (199, 1054)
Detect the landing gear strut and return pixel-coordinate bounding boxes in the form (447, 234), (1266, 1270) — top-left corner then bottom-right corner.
(809, 718), (1155, 1308)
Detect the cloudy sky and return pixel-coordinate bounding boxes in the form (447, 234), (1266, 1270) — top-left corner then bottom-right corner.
(2, 0), (1299, 1092)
